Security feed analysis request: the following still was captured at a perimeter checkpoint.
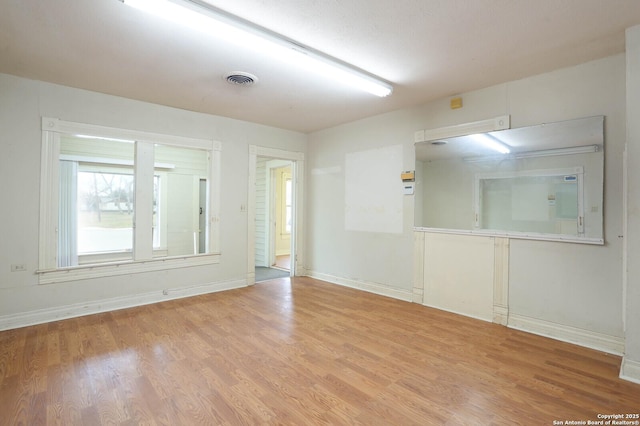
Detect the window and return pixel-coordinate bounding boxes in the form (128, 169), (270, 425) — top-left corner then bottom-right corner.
(39, 118), (221, 283)
(283, 173), (292, 234)
(415, 116), (604, 244)
(474, 167), (585, 237)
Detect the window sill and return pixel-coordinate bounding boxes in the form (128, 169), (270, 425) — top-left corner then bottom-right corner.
(413, 227), (604, 245)
(37, 253), (221, 285)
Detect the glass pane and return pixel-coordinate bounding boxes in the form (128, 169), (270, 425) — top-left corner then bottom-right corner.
(154, 144), (209, 257)
(285, 179), (292, 206)
(481, 174), (578, 235)
(285, 178), (292, 233)
(77, 171), (134, 253)
(285, 206), (292, 233)
(59, 136), (134, 266)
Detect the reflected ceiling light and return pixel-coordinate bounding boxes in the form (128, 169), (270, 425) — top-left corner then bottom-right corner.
(469, 133), (511, 154)
(121, 0), (393, 97)
(512, 145), (598, 159)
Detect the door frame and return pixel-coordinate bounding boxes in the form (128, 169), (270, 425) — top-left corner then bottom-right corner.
(248, 146), (304, 285)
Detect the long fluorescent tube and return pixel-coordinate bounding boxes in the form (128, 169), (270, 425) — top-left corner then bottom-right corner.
(121, 0), (393, 97)
(464, 144), (600, 163)
(512, 145), (599, 159)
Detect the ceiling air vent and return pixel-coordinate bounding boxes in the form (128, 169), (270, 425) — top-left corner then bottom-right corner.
(224, 72), (258, 86)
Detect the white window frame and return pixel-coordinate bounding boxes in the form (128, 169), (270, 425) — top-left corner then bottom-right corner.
(473, 166), (587, 241)
(38, 117), (221, 284)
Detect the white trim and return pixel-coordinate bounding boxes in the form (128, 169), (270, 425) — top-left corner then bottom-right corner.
(134, 141), (155, 260)
(622, 147), (628, 332)
(415, 115), (510, 143)
(43, 117), (221, 150)
(422, 302), (493, 323)
(209, 147), (222, 254)
(412, 231), (425, 304)
(620, 357), (640, 384)
(306, 270), (413, 302)
(40, 116), (223, 280)
(253, 146), (304, 162)
(37, 253), (220, 284)
(248, 146), (304, 284)
(493, 237), (510, 326)
(0, 277), (246, 331)
(413, 226), (604, 245)
(508, 313), (625, 355)
(39, 131), (60, 270)
(248, 146), (258, 284)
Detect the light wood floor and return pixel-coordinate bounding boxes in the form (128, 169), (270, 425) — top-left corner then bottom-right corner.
(1, 277), (638, 425)
(273, 254), (290, 270)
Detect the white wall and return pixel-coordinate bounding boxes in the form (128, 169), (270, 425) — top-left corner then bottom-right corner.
(0, 73), (306, 328)
(307, 54), (627, 352)
(306, 110), (418, 299)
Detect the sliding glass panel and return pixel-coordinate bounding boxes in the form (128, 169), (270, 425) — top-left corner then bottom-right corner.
(480, 173), (580, 235)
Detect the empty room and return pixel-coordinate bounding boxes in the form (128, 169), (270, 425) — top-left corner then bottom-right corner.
(1, 0), (640, 424)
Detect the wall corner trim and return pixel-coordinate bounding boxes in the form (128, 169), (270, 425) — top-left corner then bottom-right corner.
(620, 357), (640, 384)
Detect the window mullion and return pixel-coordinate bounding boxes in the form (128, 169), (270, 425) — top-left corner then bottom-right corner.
(134, 142), (155, 260)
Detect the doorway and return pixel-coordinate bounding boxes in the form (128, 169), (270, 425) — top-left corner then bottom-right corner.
(247, 146), (304, 285)
(270, 164), (292, 272)
(255, 159), (291, 282)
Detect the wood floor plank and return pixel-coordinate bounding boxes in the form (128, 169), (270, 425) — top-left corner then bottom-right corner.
(1, 276), (639, 425)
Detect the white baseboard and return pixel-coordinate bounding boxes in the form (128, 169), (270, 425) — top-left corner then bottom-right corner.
(421, 302), (493, 323)
(493, 305), (509, 326)
(0, 278), (247, 331)
(508, 313), (625, 355)
(306, 270), (413, 302)
(620, 357), (640, 384)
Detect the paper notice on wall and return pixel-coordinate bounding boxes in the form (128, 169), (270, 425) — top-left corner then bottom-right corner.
(345, 144), (403, 234)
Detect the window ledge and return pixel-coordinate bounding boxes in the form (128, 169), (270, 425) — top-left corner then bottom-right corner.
(37, 253), (221, 284)
(413, 227), (604, 245)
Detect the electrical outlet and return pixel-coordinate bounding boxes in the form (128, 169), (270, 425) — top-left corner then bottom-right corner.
(11, 264), (26, 272)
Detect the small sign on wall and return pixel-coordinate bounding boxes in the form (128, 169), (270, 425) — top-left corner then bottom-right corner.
(403, 183), (414, 195)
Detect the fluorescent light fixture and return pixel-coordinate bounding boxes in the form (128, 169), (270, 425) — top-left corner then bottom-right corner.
(464, 144), (600, 163)
(121, 0), (393, 97)
(416, 115), (510, 143)
(512, 145), (599, 159)
(469, 133), (511, 154)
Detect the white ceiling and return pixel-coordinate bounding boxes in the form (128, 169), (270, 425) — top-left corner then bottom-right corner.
(1, 0), (639, 133)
